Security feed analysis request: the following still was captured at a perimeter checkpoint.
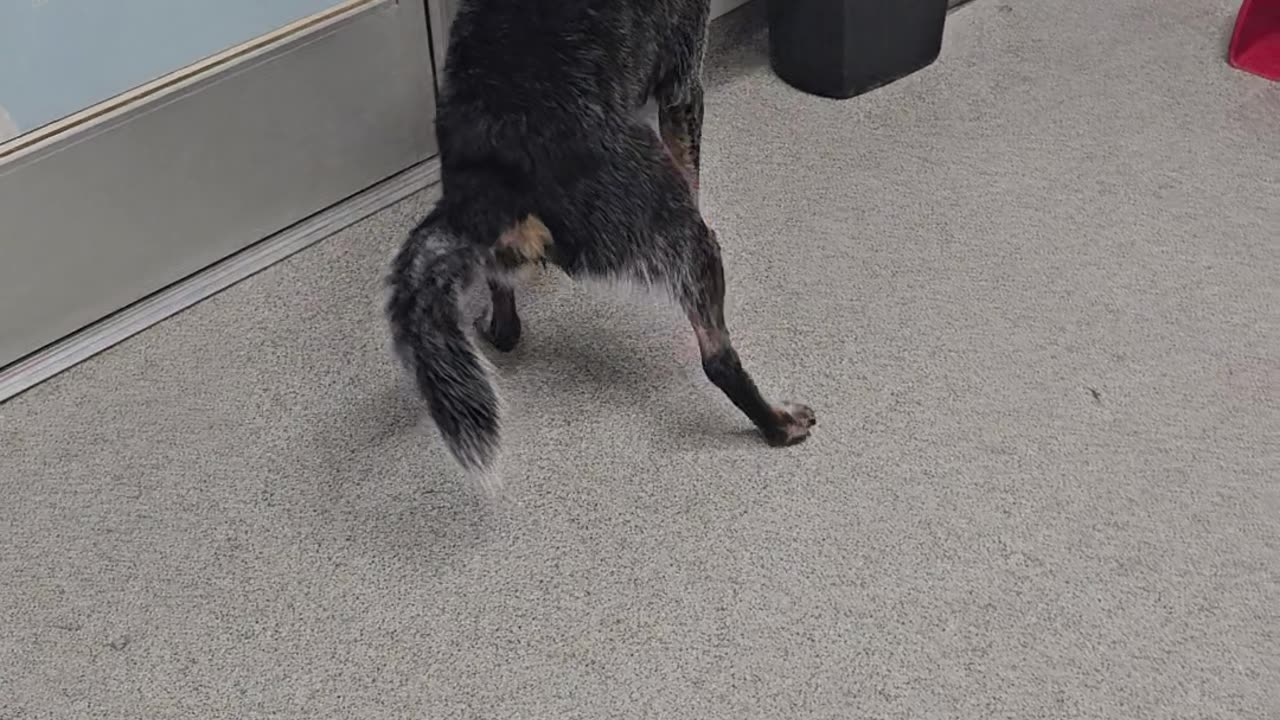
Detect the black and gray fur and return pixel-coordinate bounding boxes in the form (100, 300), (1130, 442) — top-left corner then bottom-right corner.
(387, 0), (815, 470)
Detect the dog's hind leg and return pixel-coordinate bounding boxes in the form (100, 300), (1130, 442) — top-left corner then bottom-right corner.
(659, 82), (705, 202)
(474, 214), (554, 352)
(676, 222), (816, 446)
(554, 124), (814, 447)
(477, 280), (521, 353)
(658, 6), (709, 203)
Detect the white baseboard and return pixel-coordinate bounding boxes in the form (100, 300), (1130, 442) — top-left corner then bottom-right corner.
(0, 160), (440, 403)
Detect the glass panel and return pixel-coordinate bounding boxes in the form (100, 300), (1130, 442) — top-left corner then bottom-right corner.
(0, 0), (350, 142)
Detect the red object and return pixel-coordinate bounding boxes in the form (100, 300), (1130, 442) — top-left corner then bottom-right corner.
(1229, 0), (1280, 80)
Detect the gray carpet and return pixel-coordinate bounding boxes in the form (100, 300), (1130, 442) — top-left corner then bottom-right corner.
(3, 0), (1278, 717)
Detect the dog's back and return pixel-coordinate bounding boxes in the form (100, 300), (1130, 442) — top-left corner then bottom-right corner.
(441, 0), (708, 127)
(434, 1), (710, 236)
(442, 0), (669, 122)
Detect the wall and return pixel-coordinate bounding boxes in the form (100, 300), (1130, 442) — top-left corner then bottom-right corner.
(0, 0), (341, 136)
(0, 103), (16, 143)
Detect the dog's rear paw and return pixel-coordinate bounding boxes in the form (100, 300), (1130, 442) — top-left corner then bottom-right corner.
(765, 402), (816, 447)
(475, 316), (521, 353)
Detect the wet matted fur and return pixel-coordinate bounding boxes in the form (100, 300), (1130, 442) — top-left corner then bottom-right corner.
(386, 0), (815, 470)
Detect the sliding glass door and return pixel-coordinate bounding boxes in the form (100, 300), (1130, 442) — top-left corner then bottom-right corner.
(0, 0), (438, 368)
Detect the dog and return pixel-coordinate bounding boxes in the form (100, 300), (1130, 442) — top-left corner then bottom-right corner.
(386, 0), (816, 470)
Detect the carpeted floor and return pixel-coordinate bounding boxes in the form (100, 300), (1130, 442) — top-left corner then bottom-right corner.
(2, 0), (1277, 717)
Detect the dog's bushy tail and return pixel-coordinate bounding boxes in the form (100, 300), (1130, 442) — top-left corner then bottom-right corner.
(386, 215), (499, 470)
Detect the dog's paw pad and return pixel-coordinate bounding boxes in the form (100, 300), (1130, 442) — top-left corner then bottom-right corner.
(766, 402), (816, 446)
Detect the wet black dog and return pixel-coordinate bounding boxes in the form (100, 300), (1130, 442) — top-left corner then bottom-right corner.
(387, 0), (815, 470)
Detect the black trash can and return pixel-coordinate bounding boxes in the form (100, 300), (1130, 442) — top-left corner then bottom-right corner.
(768, 0), (949, 99)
